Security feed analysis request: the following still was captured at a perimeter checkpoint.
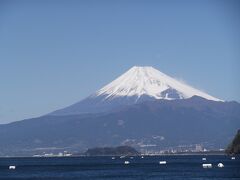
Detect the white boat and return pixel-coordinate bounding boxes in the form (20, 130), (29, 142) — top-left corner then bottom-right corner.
(111, 157), (115, 160)
(202, 157), (206, 161)
(141, 156), (144, 159)
(9, 165), (16, 170)
(217, 163), (224, 168)
(202, 164), (212, 168)
(124, 161), (130, 165)
(231, 157), (235, 160)
(159, 161), (167, 165)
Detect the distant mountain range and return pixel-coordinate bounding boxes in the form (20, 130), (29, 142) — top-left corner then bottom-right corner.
(0, 66), (239, 156)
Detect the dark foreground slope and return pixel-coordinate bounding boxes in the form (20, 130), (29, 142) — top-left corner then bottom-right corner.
(226, 130), (240, 155)
(0, 96), (239, 156)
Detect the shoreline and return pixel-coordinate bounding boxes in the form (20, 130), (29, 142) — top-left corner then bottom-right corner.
(0, 153), (232, 158)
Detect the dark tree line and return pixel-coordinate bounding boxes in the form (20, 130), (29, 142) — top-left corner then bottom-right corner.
(226, 130), (240, 155)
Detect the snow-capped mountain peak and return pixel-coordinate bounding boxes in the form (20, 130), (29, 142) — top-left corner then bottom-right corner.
(94, 66), (221, 101)
(50, 66), (222, 116)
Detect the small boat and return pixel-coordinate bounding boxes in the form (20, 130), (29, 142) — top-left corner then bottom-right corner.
(130, 157), (134, 159)
(217, 163), (224, 168)
(111, 157), (115, 160)
(202, 164), (212, 168)
(202, 157), (206, 161)
(141, 156), (144, 159)
(231, 157), (235, 160)
(159, 161), (167, 165)
(120, 156), (125, 159)
(9, 165), (16, 170)
(124, 161), (130, 165)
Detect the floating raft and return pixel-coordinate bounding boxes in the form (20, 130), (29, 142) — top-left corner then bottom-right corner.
(202, 164), (212, 168)
(159, 161), (167, 165)
(9, 165), (16, 170)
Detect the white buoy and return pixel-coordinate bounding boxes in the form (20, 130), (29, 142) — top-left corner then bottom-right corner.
(112, 157), (115, 160)
(218, 163), (224, 168)
(141, 156), (144, 159)
(202, 164), (212, 168)
(9, 165), (16, 170)
(159, 161), (167, 165)
(124, 161), (130, 165)
(231, 157), (235, 160)
(202, 157), (206, 161)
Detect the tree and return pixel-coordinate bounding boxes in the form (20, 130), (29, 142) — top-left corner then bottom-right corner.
(226, 130), (240, 155)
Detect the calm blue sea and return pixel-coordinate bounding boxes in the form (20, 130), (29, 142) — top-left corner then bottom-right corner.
(0, 155), (239, 180)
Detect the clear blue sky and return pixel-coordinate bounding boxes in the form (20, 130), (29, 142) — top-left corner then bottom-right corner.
(0, 0), (239, 124)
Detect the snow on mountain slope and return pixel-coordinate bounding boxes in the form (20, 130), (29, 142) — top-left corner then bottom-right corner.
(50, 66), (222, 116)
(93, 66), (221, 101)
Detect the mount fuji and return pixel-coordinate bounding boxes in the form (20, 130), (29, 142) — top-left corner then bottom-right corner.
(51, 66), (221, 116)
(0, 66), (239, 156)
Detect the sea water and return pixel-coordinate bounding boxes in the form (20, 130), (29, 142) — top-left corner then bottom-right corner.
(0, 155), (239, 180)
